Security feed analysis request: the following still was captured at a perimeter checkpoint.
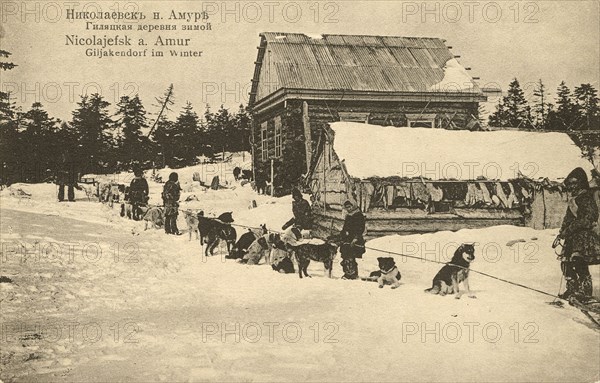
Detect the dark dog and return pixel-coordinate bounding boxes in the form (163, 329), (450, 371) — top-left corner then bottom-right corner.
(292, 242), (338, 279)
(206, 225), (237, 257)
(272, 256), (295, 274)
(241, 169), (253, 180)
(228, 225), (268, 260)
(198, 212), (233, 244)
(425, 244), (476, 299)
(228, 230), (257, 259)
(233, 167), (242, 181)
(199, 212), (236, 257)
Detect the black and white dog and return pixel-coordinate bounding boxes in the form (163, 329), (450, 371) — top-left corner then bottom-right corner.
(425, 244), (476, 299)
(375, 257), (402, 289)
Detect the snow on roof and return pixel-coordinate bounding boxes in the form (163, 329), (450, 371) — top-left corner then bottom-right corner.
(430, 58), (475, 92)
(330, 122), (594, 181)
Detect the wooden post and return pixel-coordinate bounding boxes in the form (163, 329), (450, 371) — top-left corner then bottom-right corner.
(323, 136), (327, 211)
(303, 101), (312, 173)
(270, 158), (274, 197)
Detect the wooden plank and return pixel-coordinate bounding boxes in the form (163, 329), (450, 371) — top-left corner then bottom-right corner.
(454, 208), (523, 219)
(312, 212), (524, 240)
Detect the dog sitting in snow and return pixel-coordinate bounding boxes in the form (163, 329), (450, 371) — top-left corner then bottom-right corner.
(425, 243), (476, 299)
(372, 257), (402, 289)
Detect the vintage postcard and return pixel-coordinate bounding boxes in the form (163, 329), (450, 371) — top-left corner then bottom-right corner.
(1, 1), (599, 382)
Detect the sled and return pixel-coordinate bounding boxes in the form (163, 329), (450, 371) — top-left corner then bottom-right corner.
(569, 297), (600, 328)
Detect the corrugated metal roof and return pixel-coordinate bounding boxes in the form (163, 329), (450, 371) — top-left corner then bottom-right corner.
(250, 33), (481, 105)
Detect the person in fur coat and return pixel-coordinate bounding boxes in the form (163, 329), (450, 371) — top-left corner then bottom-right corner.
(558, 167), (600, 301)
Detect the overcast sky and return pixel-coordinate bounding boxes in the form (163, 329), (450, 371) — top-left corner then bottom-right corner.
(1, 1), (598, 121)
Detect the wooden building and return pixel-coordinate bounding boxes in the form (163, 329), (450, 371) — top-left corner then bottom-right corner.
(248, 32), (486, 195)
(306, 122), (595, 239)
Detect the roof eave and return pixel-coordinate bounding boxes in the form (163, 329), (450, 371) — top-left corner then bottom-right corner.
(251, 88), (487, 115)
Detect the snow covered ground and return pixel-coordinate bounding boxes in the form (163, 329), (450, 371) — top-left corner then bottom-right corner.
(1, 159), (599, 382)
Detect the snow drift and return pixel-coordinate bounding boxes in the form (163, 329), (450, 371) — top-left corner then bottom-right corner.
(331, 122), (594, 181)
(430, 58), (476, 91)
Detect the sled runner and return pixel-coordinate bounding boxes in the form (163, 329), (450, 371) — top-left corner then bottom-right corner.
(569, 297), (600, 328)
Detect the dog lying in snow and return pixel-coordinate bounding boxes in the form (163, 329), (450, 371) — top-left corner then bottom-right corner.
(366, 257), (402, 289)
(142, 206), (164, 230)
(228, 225), (268, 260)
(242, 233), (285, 265)
(377, 257), (402, 288)
(425, 243), (476, 299)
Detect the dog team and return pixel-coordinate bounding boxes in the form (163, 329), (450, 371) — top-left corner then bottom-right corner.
(110, 168), (476, 297)
(181, 183), (478, 298)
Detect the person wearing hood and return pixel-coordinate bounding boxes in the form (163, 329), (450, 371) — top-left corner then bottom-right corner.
(557, 167), (600, 302)
(129, 167), (149, 221)
(162, 172), (182, 235)
(282, 188), (312, 231)
(339, 199), (366, 280)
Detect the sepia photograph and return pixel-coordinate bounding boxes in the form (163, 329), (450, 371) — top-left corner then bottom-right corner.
(0, 1), (599, 382)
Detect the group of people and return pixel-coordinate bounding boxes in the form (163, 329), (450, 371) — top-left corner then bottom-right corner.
(61, 162), (598, 302)
(285, 168), (600, 299)
(282, 188), (367, 280)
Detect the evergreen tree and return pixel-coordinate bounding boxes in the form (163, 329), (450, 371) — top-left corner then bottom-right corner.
(233, 104), (252, 152)
(573, 83), (600, 130)
(548, 81), (578, 131)
(151, 116), (175, 169)
(171, 102), (202, 167)
(70, 93), (114, 170)
(488, 99), (508, 127)
(207, 105), (234, 155)
(504, 78), (530, 128)
(488, 79), (531, 128)
(532, 79), (551, 130)
(0, 50), (16, 71)
(148, 84), (174, 137)
(0, 50), (21, 185)
(114, 95), (150, 166)
(21, 103), (59, 181)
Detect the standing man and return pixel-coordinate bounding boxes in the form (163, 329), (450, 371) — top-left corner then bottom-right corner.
(282, 188), (312, 231)
(162, 172), (182, 235)
(129, 167), (149, 221)
(557, 167), (600, 302)
(339, 200), (366, 280)
(56, 153), (76, 202)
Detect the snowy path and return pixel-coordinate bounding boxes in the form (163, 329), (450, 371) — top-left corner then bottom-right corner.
(1, 203), (599, 382)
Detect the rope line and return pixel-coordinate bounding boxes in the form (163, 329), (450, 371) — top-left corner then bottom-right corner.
(110, 203), (564, 301)
(222, 221), (562, 299)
